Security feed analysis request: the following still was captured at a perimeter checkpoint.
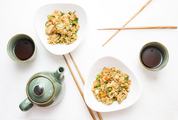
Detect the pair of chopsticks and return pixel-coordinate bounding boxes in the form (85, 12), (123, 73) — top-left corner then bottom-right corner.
(102, 0), (153, 46)
(63, 55), (103, 120)
(98, 26), (177, 30)
(68, 54), (104, 120)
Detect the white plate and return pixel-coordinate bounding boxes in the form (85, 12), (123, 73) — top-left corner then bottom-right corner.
(35, 3), (87, 55)
(84, 56), (142, 112)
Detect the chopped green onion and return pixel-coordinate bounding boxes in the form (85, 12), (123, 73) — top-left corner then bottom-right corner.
(104, 81), (108, 84)
(47, 15), (55, 19)
(124, 76), (129, 80)
(94, 82), (101, 88)
(107, 87), (112, 92)
(96, 74), (101, 81)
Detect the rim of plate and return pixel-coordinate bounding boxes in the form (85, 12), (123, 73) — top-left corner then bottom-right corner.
(84, 56), (142, 112)
(34, 3), (87, 55)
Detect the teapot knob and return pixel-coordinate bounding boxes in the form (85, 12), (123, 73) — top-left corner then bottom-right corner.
(34, 85), (44, 96)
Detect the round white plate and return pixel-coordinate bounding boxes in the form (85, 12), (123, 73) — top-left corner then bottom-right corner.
(35, 3), (87, 55)
(84, 56), (142, 112)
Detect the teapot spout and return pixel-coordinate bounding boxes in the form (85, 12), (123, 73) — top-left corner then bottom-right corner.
(54, 67), (64, 83)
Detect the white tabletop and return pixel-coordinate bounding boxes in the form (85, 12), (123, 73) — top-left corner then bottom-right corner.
(0, 0), (178, 120)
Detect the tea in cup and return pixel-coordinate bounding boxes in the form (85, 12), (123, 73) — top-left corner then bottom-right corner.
(7, 34), (36, 63)
(139, 42), (169, 71)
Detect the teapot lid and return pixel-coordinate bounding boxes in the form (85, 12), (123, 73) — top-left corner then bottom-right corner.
(27, 76), (54, 103)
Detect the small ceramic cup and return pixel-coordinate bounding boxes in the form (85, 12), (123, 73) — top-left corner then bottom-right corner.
(139, 42), (169, 71)
(7, 34), (36, 63)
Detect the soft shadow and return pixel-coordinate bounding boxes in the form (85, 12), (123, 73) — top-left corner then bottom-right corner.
(21, 97), (64, 119)
(42, 47), (63, 62)
(102, 100), (140, 117)
(138, 63), (161, 81)
(14, 60), (36, 72)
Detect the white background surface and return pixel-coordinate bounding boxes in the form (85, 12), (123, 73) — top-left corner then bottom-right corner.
(0, 0), (178, 120)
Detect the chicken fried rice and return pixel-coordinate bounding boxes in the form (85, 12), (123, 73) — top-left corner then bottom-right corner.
(92, 67), (131, 105)
(45, 10), (79, 45)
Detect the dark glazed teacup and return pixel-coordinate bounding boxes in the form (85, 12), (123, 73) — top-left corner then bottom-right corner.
(139, 42), (169, 71)
(7, 34), (36, 63)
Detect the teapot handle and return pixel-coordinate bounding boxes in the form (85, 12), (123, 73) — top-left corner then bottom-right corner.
(19, 98), (33, 111)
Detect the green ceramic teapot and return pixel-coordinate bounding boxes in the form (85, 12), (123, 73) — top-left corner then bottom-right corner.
(19, 67), (64, 111)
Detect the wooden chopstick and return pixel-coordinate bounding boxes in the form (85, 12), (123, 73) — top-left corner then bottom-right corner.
(69, 53), (85, 84)
(63, 55), (97, 120)
(102, 0), (153, 47)
(69, 53), (103, 120)
(98, 26), (177, 30)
